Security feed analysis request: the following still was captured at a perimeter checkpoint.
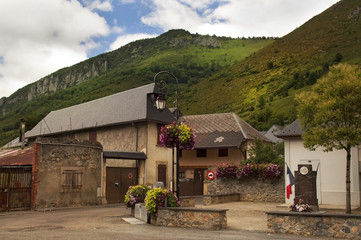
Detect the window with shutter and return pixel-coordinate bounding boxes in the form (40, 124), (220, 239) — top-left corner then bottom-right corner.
(61, 168), (83, 191)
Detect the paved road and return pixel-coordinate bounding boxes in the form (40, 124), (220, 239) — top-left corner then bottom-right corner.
(0, 203), (333, 240)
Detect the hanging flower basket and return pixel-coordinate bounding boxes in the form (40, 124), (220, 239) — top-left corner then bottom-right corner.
(159, 122), (196, 150)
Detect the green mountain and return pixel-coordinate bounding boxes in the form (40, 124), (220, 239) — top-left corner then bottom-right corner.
(1, 0), (360, 147)
(0, 30), (273, 146)
(181, 0), (361, 130)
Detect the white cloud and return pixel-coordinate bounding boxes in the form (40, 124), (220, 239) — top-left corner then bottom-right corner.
(141, 0), (204, 31)
(82, 0), (113, 11)
(178, 0), (219, 11)
(0, 0), (110, 97)
(110, 33), (158, 50)
(112, 26), (125, 34)
(120, 0), (136, 4)
(141, 0), (340, 37)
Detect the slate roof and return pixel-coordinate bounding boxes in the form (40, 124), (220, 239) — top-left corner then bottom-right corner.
(263, 125), (283, 143)
(26, 83), (175, 138)
(181, 113), (270, 149)
(275, 119), (303, 138)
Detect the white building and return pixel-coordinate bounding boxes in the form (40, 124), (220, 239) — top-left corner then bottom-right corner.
(277, 119), (361, 207)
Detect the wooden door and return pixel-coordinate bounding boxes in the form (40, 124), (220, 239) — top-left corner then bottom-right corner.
(106, 167), (137, 203)
(157, 164), (167, 188)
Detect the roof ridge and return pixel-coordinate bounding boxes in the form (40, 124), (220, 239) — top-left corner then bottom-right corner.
(182, 112), (233, 118)
(50, 83), (155, 114)
(232, 113), (247, 139)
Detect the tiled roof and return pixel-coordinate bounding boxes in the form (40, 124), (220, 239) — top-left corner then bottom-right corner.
(0, 148), (33, 166)
(26, 83), (175, 138)
(263, 125), (284, 143)
(275, 119), (303, 137)
(181, 113), (270, 148)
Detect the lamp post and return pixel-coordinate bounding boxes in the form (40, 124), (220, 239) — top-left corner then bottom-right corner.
(153, 71), (180, 199)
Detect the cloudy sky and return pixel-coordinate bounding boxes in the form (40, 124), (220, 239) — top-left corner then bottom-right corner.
(0, 0), (339, 98)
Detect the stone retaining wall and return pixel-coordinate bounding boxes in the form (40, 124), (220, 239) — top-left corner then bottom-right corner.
(203, 193), (240, 205)
(155, 207), (228, 230)
(179, 197), (196, 207)
(206, 176), (284, 202)
(267, 211), (361, 239)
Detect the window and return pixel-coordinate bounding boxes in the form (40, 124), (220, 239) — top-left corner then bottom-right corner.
(218, 148), (228, 157)
(179, 171), (186, 178)
(89, 130), (97, 141)
(196, 149), (207, 158)
(62, 169), (83, 190)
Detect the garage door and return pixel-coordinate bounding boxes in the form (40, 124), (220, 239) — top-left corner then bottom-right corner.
(106, 167), (137, 203)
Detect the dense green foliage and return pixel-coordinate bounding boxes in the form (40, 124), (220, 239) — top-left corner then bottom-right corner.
(124, 185), (150, 208)
(181, 0), (361, 130)
(0, 30), (273, 146)
(1, 0), (361, 147)
(245, 139), (284, 165)
(296, 63), (361, 214)
(144, 188), (180, 219)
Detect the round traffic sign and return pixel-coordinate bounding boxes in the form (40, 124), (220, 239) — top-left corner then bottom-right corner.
(128, 172), (133, 179)
(207, 171), (215, 180)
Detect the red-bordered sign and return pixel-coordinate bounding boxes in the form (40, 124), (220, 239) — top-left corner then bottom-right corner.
(128, 173), (133, 179)
(207, 171), (215, 180)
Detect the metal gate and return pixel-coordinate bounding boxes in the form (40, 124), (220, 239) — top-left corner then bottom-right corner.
(180, 168), (205, 196)
(0, 166), (32, 211)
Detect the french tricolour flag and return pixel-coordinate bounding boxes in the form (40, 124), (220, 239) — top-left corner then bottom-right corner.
(286, 166), (295, 199)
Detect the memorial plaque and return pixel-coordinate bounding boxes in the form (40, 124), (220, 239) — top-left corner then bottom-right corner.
(294, 164), (319, 211)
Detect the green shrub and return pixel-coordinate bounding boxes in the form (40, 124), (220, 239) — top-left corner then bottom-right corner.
(124, 185), (150, 208)
(145, 188), (180, 219)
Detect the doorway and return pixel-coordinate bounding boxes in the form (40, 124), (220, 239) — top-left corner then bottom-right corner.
(106, 167), (138, 203)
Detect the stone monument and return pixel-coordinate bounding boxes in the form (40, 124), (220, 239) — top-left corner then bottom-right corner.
(294, 164), (319, 211)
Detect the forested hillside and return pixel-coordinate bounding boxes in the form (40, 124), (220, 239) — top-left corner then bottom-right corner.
(0, 30), (273, 146)
(181, 0), (361, 130)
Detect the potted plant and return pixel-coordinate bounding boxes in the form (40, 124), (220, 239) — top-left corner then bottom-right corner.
(124, 185), (150, 215)
(145, 188), (180, 221)
(159, 122), (196, 149)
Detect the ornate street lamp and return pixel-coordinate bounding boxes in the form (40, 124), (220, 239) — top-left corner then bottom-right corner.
(154, 71), (180, 199)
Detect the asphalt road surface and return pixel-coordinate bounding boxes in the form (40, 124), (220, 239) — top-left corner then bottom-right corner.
(0, 203), (333, 240)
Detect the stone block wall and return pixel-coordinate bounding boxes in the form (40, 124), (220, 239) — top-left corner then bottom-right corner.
(32, 138), (103, 209)
(203, 193), (240, 205)
(206, 176), (284, 202)
(267, 211), (361, 239)
(179, 197), (196, 207)
(156, 207), (228, 230)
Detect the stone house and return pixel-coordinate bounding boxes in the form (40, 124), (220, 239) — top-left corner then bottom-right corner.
(179, 112), (270, 196)
(277, 119), (361, 207)
(25, 83), (175, 204)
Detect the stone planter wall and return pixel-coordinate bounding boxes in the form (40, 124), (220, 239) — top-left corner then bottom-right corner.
(155, 207), (228, 230)
(203, 193), (240, 205)
(134, 203), (149, 222)
(179, 196), (196, 207)
(206, 176), (284, 202)
(267, 211), (361, 239)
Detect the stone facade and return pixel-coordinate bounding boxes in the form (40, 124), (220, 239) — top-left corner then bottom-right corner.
(179, 197), (196, 207)
(267, 211), (361, 239)
(32, 138), (103, 209)
(206, 176), (284, 202)
(156, 207), (228, 230)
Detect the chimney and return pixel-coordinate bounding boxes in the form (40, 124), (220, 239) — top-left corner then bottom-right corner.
(20, 118), (26, 149)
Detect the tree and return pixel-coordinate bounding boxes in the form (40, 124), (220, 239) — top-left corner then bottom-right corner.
(296, 64), (361, 213)
(245, 138), (284, 165)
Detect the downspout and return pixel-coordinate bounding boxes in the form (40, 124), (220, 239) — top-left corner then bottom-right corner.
(133, 123), (141, 184)
(101, 152), (104, 198)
